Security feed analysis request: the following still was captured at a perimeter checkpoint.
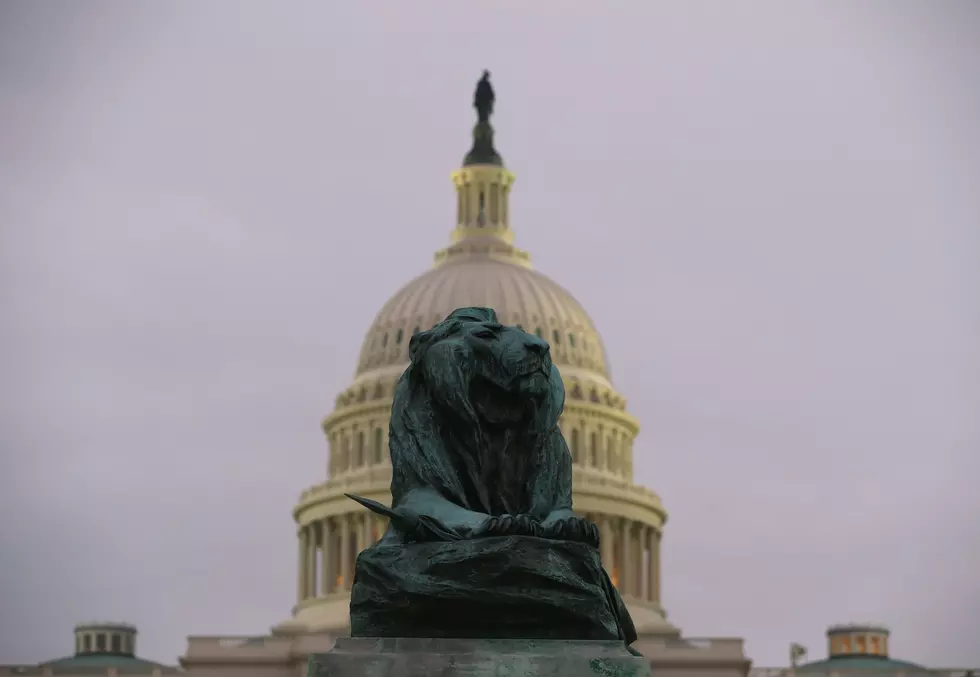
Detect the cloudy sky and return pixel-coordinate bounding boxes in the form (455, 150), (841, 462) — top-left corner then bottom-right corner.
(1, 0), (978, 667)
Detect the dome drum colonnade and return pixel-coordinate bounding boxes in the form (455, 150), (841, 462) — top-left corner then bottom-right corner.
(283, 105), (674, 636)
(294, 504), (662, 604)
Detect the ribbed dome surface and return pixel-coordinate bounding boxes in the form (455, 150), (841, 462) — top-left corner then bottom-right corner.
(355, 257), (609, 377)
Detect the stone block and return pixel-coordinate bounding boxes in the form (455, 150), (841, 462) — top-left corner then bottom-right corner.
(307, 637), (652, 676)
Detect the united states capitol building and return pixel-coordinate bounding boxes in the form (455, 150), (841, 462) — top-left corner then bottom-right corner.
(2, 94), (974, 677)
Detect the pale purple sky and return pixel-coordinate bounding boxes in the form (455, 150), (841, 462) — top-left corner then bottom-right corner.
(1, 0), (978, 667)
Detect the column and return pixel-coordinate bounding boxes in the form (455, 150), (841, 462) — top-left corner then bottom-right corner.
(361, 512), (372, 549)
(599, 516), (614, 573)
(339, 514), (351, 591)
(297, 526), (308, 602)
(651, 528), (661, 603)
(305, 524), (317, 597)
(618, 519), (632, 597)
(354, 514), (365, 554)
(632, 524), (643, 596)
(320, 517), (334, 596)
(501, 185), (508, 226)
(642, 527), (651, 601)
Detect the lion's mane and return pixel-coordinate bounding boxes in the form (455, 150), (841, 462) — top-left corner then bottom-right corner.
(387, 307), (574, 518)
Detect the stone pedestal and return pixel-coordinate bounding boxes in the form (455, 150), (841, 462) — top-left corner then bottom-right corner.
(351, 535), (636, 643)
(308, 637), (652, 676)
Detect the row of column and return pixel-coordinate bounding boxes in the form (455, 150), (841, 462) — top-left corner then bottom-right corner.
(76, 630), (133, 655)
(593, 514), (661, 604)
(566, 426), (634, 478)
(297, 512), (388, 602)
(297, 511), (660, 605)
(328, 426), (387, 476)
(457, 180), (509, 228)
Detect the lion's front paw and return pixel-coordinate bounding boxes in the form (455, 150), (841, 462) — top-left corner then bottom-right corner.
(479, 513), (542, 538)
(540, 516), (600, 548)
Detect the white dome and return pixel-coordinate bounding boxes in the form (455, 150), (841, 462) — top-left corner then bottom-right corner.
(355, 256), (610, 379)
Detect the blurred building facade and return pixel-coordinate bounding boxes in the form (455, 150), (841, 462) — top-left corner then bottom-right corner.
(0, 622), (181, 676)
(748, 625), (975, 677)
(2, 621), (972, 677)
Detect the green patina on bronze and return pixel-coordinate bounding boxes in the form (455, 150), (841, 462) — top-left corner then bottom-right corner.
(346, 307), (641, 650)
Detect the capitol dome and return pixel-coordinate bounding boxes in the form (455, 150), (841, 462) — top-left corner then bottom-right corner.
(355, 255), (610, 380)
(281, 87), (673, 639)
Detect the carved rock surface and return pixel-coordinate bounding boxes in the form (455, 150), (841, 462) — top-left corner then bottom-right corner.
(350, 535), (631, 642)
(308, 637), (653, 677)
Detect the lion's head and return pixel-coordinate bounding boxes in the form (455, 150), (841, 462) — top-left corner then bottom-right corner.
(406, 307), (562, 429)
(388, 307), (568, 516)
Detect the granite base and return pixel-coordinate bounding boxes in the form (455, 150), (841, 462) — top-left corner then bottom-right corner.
(308, 637), (652, 677)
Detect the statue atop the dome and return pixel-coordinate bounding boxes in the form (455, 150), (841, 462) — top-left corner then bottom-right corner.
(463, 71), (504, 166)
(474, 69), (495, 124)
(345, 307), (640, 649)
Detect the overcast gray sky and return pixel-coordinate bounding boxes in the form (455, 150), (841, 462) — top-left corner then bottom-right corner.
(1, 0), (978, 667)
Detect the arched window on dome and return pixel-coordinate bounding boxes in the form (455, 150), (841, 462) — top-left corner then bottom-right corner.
(356, 430), (365, 467)
(570, 429), (580, 465)
(552, 329), (561, 345)
(373, 428), (384, 464)
(382, 333), (389, 348)
(568, 333), (576, 348)
(395, 328), (404, 345)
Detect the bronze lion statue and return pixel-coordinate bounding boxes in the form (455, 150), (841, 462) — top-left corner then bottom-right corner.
(347, 307), (638, 646)
(349, 306), (596, 546)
